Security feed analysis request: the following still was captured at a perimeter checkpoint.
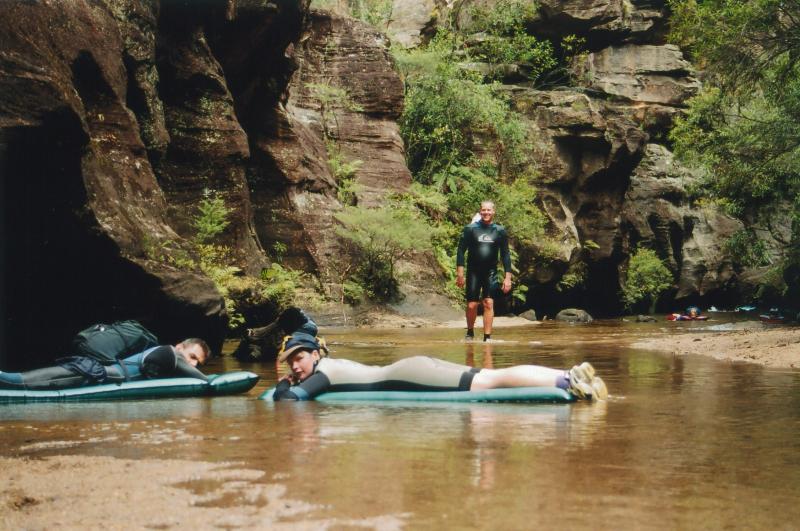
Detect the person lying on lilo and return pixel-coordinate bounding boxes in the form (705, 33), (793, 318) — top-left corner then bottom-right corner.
(0, 339), (210, 390)
(272, 332), (608, 402)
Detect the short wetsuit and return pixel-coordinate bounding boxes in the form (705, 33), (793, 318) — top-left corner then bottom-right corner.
(272, 356), (482, 400)
(456, 221), (512, 302)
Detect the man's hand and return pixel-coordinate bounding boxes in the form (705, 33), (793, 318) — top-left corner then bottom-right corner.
(456, 274), (465, 288)
(502, 277), (512, 294)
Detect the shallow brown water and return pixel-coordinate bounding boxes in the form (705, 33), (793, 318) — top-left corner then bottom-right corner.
(2, 318), (800, 529)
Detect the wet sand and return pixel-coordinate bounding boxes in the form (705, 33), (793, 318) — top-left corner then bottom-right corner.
(634, 325), (800, 368)
(0, 455), (404, 529)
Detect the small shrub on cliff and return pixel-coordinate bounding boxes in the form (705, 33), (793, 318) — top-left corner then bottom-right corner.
(190, 189), (300, 330)
(468, 0), (557, 80)
(307, 82), (362, 141)
(326, 140), (363, 206)
(622, 248), (674, 314)
(335, 205), (433, 301)
(193, 190), (231, 243)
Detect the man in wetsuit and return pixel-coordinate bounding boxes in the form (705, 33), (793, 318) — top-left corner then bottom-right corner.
(456, 201), (512, 341)
(0, 339), (210, 390)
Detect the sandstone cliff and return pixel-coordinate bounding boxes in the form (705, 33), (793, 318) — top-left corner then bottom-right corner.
(0, 1), (417, 368)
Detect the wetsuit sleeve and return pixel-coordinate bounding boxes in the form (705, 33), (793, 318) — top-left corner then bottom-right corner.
(456, 226), (470, 267)
(499, 227), (512, 272)
(272, 371), (331, 401)
(173, 353), (208, 381)
(278, 307), (319, 335)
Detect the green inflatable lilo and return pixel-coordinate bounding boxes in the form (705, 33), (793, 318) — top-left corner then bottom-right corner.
(0, 371), (259, 404)
(259, 386), (574, 403)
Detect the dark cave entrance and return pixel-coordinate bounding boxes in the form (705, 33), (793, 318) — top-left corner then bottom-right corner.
(0, 113), (156, 370)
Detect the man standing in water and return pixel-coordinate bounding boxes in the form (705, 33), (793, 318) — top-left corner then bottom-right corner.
(456, 200), (512, 342)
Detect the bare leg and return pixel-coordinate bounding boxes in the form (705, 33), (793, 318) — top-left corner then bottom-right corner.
(482, 297), (494, 336)
(466, 301), (479, 331)
(470, 365), (564, 390)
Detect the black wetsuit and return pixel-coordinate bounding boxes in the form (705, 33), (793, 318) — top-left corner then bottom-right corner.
(273, 356), (481, 400)
(456, 221), (512, 302)
(0, 346), (207, 390)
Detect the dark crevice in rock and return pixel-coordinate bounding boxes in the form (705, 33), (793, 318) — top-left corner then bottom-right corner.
(1, 113), (157, 369)
(669, 220), (683, 269)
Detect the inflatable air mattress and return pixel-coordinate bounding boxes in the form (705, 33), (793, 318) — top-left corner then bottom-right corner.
(667, 314), (708, 321)
(0, 371), (259, 404)
(259, 386), (574, 403)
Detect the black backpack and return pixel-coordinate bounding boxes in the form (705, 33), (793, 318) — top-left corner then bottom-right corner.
(72, 320), (159, 367)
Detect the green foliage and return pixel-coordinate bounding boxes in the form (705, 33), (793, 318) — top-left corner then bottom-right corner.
(335, 205), (433, 301)
(400, 63), (532, 183)
(196, 243), (247, 328)
(468, 0), (557, 80)
(445, 170), (546, 246)
(312, 0), (393, 28)
(260, 264), (303, 308)
(307, 82), (363, 140)
(181, 191), (303, 330)
(725, 229), (772, 268)
(669, 0), (800, 292)
(326, 141), (363, 206)
(342, 279), (366, 304)
(271, 241), (288, 262)
(621, 248), (674, 313)
(558, 262), (587, 292)
(193, 190), (231, 243)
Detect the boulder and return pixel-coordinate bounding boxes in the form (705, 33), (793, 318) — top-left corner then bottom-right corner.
(387, 0), (440, 48)
(556, 308), (594, 323)
(576, 44), (701, 105)
(517, 309), (538, 321)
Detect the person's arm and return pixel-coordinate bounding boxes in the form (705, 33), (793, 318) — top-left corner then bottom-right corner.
(272, 371), (331, 401)
(456, 226), (469, 287)
(278, 307), (318, 336)
(174, 353), (208, 381)
(499, 228), (512, 293)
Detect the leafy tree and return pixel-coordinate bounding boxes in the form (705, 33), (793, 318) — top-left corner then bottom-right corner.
(400, 64), (531, 184)
(621, 248), (674, 314)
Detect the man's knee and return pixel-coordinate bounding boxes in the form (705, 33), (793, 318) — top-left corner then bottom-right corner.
(467, 301), (480, 310)
(482, 298), (494, 310)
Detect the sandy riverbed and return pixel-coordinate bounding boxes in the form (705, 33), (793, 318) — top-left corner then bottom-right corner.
(0, 455), (404, 529)
(634, 324), (800, 369)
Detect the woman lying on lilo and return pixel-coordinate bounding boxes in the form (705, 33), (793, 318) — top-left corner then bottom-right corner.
(272, 332), (608, 402)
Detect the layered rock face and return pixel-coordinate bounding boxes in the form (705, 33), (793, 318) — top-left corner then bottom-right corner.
(252, 9), (410, 284)
(0, 0), (414, 367)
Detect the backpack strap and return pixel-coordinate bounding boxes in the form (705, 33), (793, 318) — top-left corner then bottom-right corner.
(111, 326), (132, 382)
